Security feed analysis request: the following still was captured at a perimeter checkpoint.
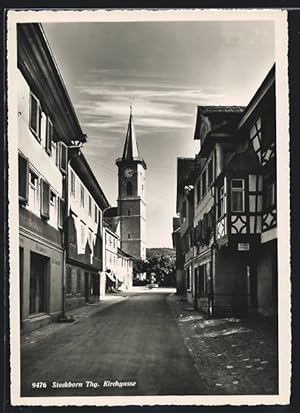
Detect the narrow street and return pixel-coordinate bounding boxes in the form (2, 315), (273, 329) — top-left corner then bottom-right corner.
(21, 288), (206, 397)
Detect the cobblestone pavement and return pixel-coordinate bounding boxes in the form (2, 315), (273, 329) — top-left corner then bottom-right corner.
(167, 294), (278, 395)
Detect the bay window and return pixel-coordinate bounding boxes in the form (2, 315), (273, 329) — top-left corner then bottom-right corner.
(231, 179), (245, 213)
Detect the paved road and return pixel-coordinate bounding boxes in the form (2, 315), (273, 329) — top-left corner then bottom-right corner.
(21, 289), (206, 396)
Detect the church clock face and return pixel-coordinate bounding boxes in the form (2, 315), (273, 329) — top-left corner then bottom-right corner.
(124, 168), (134, 178)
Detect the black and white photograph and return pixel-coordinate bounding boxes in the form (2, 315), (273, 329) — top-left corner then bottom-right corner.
(7, 9), (290, 406)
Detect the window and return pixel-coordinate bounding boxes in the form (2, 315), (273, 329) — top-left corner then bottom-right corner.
(128, 209), (131, 216)
(49, 190), (56, 224)
(207, 160), (213, 187)
(66, 267), (72, 294)
(126, 181), (133, 196)
(58, 198), (64, 229)
(250, 118), (262, 162)
(40, 179), (50, 220)
(202, 170), (207, 196)
(80, 184), (85, 207)
(128, 234), (131, 239)
(45, 117), (53, 155)
(196, 180), (201, 204)
(231, 179), (245, 212)
(18, 154), (29, 204)
(29, 93), (41, 140)
(29, 170), (38, 212)
(70, 170), (76, 197)
(218, 186), (225, 218)
(264, 176), (276, 211)
(88, 196), (92, 216)
(59, 142), (67, 173)
(50, 190), (56, 206)
(55, 142), (60, 167)
(77, 270), (81, 293)
(94, 205), (98, 223)
(51, 141), (56, 159)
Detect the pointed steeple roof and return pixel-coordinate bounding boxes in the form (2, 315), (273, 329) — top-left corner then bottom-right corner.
(122, 106), (141, 160)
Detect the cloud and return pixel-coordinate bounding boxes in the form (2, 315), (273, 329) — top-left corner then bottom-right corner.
(73, 69), (224, 151)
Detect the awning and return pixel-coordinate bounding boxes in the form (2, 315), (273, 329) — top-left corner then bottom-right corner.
(106, 272), (116, 282)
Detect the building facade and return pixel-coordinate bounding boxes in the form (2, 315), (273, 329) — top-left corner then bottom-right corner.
(116, 108), (147, 260)
(102, 211), (133, 294)
(17, 23), (86, 331)
(174, 65), (277, 317)
(65, 151), (109, 311)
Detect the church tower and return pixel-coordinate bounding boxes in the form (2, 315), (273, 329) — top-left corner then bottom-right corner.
(116, 107), (147, 260)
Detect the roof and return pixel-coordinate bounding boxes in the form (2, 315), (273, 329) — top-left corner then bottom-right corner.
(117, 248), (134, 260)
(238, 64), (275, 130)
(116, 107), (146, 168)
(194, 106), (244, 142)
(198, 106), (245, 114)
(17, 23), (86, 145)
(69, 150), (110, 210)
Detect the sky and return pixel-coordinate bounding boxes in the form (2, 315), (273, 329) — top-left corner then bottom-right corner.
(42, 19), (275, 248)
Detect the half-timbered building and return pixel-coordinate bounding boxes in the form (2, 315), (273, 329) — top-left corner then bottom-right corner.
(174, 65), (277, 317)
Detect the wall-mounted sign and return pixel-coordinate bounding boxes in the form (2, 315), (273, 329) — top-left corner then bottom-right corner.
(238, 243), (250, 251)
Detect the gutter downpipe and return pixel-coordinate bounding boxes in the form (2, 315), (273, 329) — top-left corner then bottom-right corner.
(61, 145), (83, 320)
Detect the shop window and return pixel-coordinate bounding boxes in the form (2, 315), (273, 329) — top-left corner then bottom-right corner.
(199, 265), (207, 298)
(40, 179), (50, 220)
(66, 267), (72, 294)
(45, 117), (53, 155)
(18, 153), (29, 204)
(77, 269), (81, 293)
(29, 252), (48, 314)
(231, 179), (245, 213)
(29, 92), (42, 141)
(126, 181), (133, 196)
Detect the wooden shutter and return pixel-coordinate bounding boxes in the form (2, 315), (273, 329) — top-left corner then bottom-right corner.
(40, 179), (50, 220)
(45, 118), (53, 155)
(18, 154), (29, 204)
(59, 142), (67, 173)
(58, 198), (64, 228)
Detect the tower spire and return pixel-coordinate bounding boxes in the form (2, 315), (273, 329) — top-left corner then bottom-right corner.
(122, 106), (141, 161)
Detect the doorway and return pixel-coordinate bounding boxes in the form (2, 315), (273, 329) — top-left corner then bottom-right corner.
(29, 252), (49, 315)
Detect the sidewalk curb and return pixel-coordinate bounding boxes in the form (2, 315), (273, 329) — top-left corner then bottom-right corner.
(21, 295), (128, 350)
